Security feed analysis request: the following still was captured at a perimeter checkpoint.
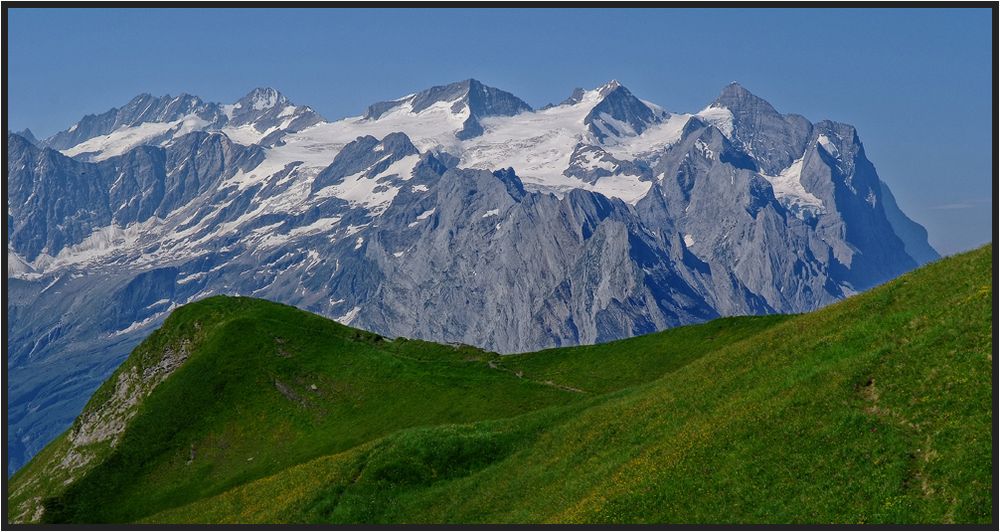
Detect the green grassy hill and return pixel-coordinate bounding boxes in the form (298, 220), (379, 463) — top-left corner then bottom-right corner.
(9, 245), (993, 525)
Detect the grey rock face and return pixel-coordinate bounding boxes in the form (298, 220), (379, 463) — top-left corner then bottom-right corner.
(639, 122), (840, 314)
(8, 134), (116, 261)
(360, 166), (716, 350)
(8, 81), (938, 474)
(8, 132), (263, 262)
(795, 120), (917, 288)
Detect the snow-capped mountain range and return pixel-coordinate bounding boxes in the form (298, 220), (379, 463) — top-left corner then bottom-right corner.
(7, 79), (937, 473)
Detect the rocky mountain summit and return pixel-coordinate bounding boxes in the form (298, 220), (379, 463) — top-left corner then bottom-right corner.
(7, 78), (937, 473)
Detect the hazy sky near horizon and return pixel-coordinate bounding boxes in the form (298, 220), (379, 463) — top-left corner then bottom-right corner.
(7, 7), (993, 254)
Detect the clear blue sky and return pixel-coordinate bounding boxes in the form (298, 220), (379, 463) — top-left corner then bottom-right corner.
(7, 7), (993, 255)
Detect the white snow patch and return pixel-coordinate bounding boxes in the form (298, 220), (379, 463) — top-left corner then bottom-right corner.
(247, 82), (691, 206)
(482, 208), (500, 218)
(258, 216), (342, 248)
(459, 88), (603, 187)
(7, 251), (36, 279)
(296, 98), (469, 155)
(760, 158), (825, 215)
(176, 271), (206, 285)
(28, 218), (163, 273)
(220, 124), (267, 145)
(587, 174), (653, 205)
(696, 105), (734, 138)
(251, 90), (280, 110)
(604, 114), (691, 160)
(817, 134), (840, 158)
(577, 149), (617, 172)
(288, 217), (340, 238)
(372, 154), (419, 181)
(335, 306), (361, 325)
(322, 169), (401, 215)
(62, 122), (176, 160)
(694, 139), (715, 160)
(112, 303), (177, 336)
(408, 208), (436, 227)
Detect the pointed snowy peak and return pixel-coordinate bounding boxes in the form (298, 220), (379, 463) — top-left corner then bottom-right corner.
(709, 82), (779, 115)
(698, 82), (814, 175)
(224, 88), (324, 143)
(597, 79), (623, 97)
(234, 87), (289, 112)
(463, 79), (533, 118)
(361, 79), (530, 141)
(363, 79), (531, 122)
(696, 83), (775, 139)
(119, 93), (219, 125)
(583, 80), (660, 142)
(407, 79), (476, 114)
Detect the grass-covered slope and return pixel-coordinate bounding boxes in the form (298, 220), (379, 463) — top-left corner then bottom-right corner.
(10, 245), (993, 524)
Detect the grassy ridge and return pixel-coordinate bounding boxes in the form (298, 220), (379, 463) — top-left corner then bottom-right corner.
(32, 299), (578, 523)
(14, 245), (993, 524)
(13, 287), (782, 523)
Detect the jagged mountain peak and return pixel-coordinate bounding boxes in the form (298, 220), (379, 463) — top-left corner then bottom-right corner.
(698, 82), (816, 175)
(583, 80), (659, 141)
(597, 79), (623, 96)
(125, 92), (155, 105)
(235, 87), (289, 111)
(359, 79), (531, 141)
(12, 128), (39, 145)
(8, 130), (37, 149)
(363, 79), (532, 120)
(709, 82), (780, 116)
(42, 92), (226, 153)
